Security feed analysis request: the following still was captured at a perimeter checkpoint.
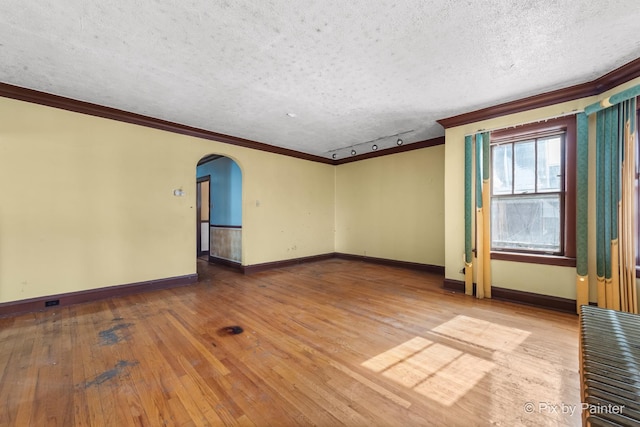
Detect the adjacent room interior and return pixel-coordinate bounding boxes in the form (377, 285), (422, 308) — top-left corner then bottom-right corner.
(1, 2), (640, 426)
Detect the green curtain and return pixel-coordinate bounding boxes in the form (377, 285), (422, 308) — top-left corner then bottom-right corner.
(576, 113), (589, 312)
(463, 132), (491, 298)
(464, 135), (474, 295)
(580, 84), (639, 313)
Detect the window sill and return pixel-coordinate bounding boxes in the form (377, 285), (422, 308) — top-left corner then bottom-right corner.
(491, 251), (576, 267)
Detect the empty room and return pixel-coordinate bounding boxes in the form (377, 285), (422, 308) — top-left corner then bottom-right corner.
(1, 1), (640, 426)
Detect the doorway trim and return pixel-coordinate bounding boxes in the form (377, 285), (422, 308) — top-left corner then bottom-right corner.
(196, 175), (211, 257)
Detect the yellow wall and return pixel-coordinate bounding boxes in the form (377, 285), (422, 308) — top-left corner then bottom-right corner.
(335, 146), (445, 266)
(0, 97), (335, 303)
(5, 73), (638, 305)
(444, 77), (640, 301)
(238, 150), (336, 265)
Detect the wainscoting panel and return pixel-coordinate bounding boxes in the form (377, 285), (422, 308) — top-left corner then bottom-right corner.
(210, 226), (241, 262)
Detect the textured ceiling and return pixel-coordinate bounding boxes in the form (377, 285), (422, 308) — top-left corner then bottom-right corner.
(1, 1), (640, 159)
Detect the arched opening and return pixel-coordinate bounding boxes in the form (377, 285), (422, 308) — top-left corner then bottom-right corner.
(196, 154), (243, 268)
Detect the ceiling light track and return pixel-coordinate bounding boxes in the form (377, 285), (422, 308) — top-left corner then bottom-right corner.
(327, 129), (415, 159)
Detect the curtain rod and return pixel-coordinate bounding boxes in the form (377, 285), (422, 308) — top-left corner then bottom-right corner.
(584, 84), (640, 116)
(463, 83), (640, 137)
(464, 109), (584, 138)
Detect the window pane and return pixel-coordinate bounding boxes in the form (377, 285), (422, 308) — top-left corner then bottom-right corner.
(491, 194), (561, 252)
(537, 136), (562, 192)
(513, 141), (535, 193)
(492, 144), (512, 195)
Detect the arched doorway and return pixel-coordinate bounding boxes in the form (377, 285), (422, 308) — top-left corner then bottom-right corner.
(196, 154), (243, 267)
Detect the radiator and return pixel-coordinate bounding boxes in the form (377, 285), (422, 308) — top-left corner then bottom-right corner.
(579, 305), (640, 426)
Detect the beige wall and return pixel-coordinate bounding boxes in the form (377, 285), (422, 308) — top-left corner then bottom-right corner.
(6, 73), (637, 305)
(444, 77), (640, 301)
(0, 97), (335, 303)
(238, 149), (336, 265)
(335, 146), (445, 266)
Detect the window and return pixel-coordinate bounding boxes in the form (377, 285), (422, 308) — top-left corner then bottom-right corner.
(492, 134), (564, 253)
(490, 116), (576, 265)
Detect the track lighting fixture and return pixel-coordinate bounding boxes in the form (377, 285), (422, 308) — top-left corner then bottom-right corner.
(326, 130), (413, 159)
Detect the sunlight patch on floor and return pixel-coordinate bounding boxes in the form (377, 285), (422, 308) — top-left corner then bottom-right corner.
(431, 315), (531, 352)
(361, 316), (530, 406)
(414, 353), (494, 405)
(382, 343), (462, 388)
(361, 337), (433, 373)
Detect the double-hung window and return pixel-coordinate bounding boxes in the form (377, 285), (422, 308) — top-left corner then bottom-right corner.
(490, 116), (576, 264)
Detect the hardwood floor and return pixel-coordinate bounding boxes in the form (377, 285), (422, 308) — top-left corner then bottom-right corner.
(0, 259), (580, 426)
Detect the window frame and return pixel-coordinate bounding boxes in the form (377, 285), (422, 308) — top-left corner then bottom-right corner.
(489, 116), (576, 267)
(491, 134), (566, 255)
